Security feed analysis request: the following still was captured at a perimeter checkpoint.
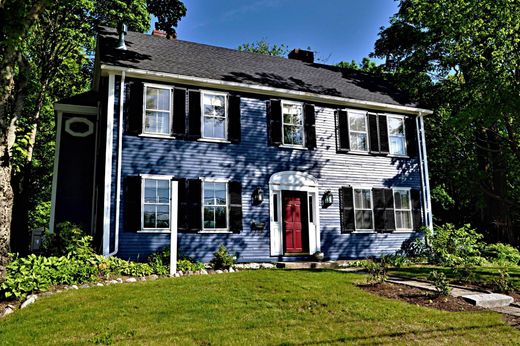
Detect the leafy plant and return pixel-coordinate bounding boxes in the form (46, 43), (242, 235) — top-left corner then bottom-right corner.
(453, 264), (476, 284)
(177, 259), (205, 272)
(210, 244), (236, 270)
(428, 271), (452, 296)
(490, 268), (517, 293)
(482, 243), (520, 266)
(363, 259), (388, 284)
(147, 248), (170, 276)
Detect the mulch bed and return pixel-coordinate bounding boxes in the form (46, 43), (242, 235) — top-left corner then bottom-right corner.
(359, 282), (520, 330)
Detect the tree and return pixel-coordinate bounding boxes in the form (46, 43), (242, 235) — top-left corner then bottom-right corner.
(372, 0), (520, 245)
(336, 57), (383, 73)
(238, 40), (289, 57)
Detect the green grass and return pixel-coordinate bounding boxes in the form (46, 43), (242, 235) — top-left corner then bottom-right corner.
(389, 265), (520, 286)
(0, 270), (518, 345)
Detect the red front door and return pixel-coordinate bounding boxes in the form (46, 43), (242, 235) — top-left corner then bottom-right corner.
(284, 195), (304, 253)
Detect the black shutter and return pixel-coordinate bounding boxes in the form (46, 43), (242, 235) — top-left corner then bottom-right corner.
(379, 115), (389, 154)
(187, 179), (202, 232)
(339, 186), (354, 232)
(228, 95), (241, 143)
(176, 178), (189, 231)
(172, 87), (186, 137)
(368, 113), (380, 153)
(411, 188), (422, 230)
(187, 90), (201, 139)
(383, 189), (396, 232)
(228, 181), (243, 233)
(126, 81), (143, 135)
(304, 103), (316, 149)
(336, 110), (350, 152)
(373, 188), (395, 232)
(405, 116), (418, 157)
(267, 100), (282, 146)
(124, 176), (141, 231)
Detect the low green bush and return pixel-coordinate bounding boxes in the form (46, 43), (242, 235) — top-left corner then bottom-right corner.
(147, 248), (170, 276)
(177, 259), (205, 272)
(428, 270), (452, 296)
(452, 264), (476, 284)
(210, 244), (236, 270)
(363, 259), (388, 284)
(490, 268), (517, 293)
(482, 243), (520, 266)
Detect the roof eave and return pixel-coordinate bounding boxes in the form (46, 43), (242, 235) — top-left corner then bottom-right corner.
(100, 64), (434, 116)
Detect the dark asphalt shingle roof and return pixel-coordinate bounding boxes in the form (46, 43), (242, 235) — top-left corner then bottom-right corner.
(98, 27), (417, 108)
(56, 90), (98, 107)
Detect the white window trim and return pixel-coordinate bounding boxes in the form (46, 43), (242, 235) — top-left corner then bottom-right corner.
(386, 114), (407, 156)
(393, 187), (413, 232)
(138, 174), (174, 233)
(200, 90), (229, 141)
(352, 187), (375, 233)
(347, 110), (369, 152)
(281, 100), (305, 148)
(200, 177), (231, 233)
(142, 83), (174, 136)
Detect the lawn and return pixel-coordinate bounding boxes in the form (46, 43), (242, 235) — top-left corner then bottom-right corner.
(0, 270), (518, 345)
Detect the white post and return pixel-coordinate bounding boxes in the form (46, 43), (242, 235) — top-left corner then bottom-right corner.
(170, 180), (178, 276)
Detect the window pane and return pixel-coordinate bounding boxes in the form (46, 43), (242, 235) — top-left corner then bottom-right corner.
(156, 205), (170, 228)
(215, 206), (227, 228)
(146, 88), (158, 109)
(349, 114), (366, 131)
(144, 180), (156, 203)
(143, 205), (156, 228)
(204, 182), (215, 205)
(157, 180), (169, 203)
(214, 117), (225, 138)
(394, 190), (402, 209)
(214, 105), (225, 117)
(204, 207), (215, 228)
(401, 211), (412, 229)
(355, 210), (373, 229)
(354, 190), (363, 208)
(396, 211), (403, 229)
(156, 112), (170, 134)
(214, 183), (227, 205)
(400, 191), (410, 209)
(390, 136), (406, 155)
(388, 117), (404, 135)
(350, 133), (367, 151)
(145, 111), (157, 133)
(203, 117), (214, 137)
(157, 89), (170, 111)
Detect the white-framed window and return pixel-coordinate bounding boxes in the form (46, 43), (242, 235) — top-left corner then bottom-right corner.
(202, 91), (227, 140)
(202, 180), (228, 231)
(142, 178), (171, 230)
(353, 188), (374, 230)
(387, 116), (406, 155)
(144, 85), (172, 135)
(282, 100), (304, 146)
(348, 111), (369, 151)
(393, 188), (413, 230)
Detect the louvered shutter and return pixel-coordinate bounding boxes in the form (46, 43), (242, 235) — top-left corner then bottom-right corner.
(228, 181), (243, 233)
(172, 87), (186, 137)
(383, 189), (396, 232)
(228, 95), (241, 143)
(124, 176), (142, 231)
(379, 115), (390, 154)
(187, 179), (202, 231)
(373, 188), (395, 232)
(405, 116), (418, 157)
(368, 113), (380, 153)
(339, 186), (355, 232)
(176, 178), (189, 231)
(336, 110), (350, 152)
(411, 188), (422, 230)
(267, 100), (282, 146)
(187, 90), (201, 139)
(126, 80), (143, 135)
(304, 103), (316, 149)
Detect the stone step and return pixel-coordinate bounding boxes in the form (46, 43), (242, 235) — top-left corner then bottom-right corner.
(276, 261), (339, 269)
(461, 293), (514, 308)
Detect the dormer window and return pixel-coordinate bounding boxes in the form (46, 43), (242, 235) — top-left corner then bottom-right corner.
(282, 101), (304, 147)
(202, 91), (227, 140)
(144, 85), (172, 135)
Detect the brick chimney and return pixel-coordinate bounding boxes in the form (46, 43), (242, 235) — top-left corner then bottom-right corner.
(288, 48), (314, 63)
(152, 29), (176, 39)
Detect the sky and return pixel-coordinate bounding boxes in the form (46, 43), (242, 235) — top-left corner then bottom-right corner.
(164, 0), (399, 65)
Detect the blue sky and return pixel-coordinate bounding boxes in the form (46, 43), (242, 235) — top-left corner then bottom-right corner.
(167, 0), (399, 65)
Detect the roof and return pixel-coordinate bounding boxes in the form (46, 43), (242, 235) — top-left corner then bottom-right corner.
(98, 27), (418, 108)
(56, 90), (98, 107)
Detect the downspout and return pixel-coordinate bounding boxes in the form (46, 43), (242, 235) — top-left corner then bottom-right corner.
(416, 113), (433, 230)
(108, 71), (125, 256)
(420, 115), (433, 228)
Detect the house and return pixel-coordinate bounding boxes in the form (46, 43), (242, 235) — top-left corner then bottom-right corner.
(50, 26), (433, 263)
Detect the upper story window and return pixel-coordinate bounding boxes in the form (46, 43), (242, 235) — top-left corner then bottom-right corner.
(348, 111), (368, 151)
(144, 85), (172, 135)
(203, 181), (228, 231)
(282, 101), (304, 146)
(388, 116), (406, 155)
(353, 188), (373, 230)
(393, 189), (412, 230)
(143, 178), (170, 229)
(202, 91), (227, 140)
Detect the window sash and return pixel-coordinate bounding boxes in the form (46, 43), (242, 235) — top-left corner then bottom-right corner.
(282, 101), (304, 146)
(142, 178), (171, 230)
(144, 86), (172, 135)
(387, 116), (406, 155)
(353, 188), (374, 230)
(202, 92), (227, 139)
(202, 181), (229, 230)
(348, 112), (368, 151)
(393, 189), (412, 230)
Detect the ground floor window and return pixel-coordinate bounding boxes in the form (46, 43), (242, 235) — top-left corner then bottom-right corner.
(203, 181), (228, 230)
(143, 178), (170, 229)
(394, 189), (412, 230)
(353, 188), (373, 230)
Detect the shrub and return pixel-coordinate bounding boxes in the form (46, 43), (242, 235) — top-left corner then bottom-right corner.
(428, 270), (452, 296)
(490, 268), (517, 293)
(452, 264), (476, 284)
(398, 235), (429, 261)
(381, 254), (409, 268)
(210, 244), (236, 270)
(177, 259), (205, 272)
(41, 222), (95, 259)
(147, 248), (170, 276)
(425, 224), (486, 266)
(363, 259), (388, 284)
(482, 243), (520, 266)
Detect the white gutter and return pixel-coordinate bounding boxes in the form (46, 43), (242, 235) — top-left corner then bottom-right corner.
(108, 71), (125, 256)
(100, 64), (434, 116)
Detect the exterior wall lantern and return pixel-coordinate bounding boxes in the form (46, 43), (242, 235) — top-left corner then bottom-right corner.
(322, 190), (333, 208)
(252, 187), (263, 205)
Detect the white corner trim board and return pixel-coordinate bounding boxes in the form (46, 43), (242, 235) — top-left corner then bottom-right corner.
(100, 64), (433, 116)
(49, 112), (64, 233)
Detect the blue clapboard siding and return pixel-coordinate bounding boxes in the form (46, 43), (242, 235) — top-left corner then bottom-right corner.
(111, 82), (422, 262)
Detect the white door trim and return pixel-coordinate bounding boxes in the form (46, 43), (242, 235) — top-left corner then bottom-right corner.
(269, 171), (320, 256)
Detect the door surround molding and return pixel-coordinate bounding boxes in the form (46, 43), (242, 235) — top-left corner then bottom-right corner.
(269, 171), (320, 256)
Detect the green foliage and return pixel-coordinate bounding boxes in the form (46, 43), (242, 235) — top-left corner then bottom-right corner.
(41, 222), (95, 258)
(363, 259), (388, 284)
(177, 259), (205, 272)
(381, 254), (410, 268)
(238, 40), (289, 57)
(490, 268), (517, 293)
(210, 244), (236, 270)
(398, 236), (429, 261)
(452, 264), (476, 284)
(336, 57), (383, 73)
(425, 224), (486, 266)
(147, 0), (187, 37)
(147, 248), (170, 276)
(428, 270), (452, 296)
(482, 243), (520, 266)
